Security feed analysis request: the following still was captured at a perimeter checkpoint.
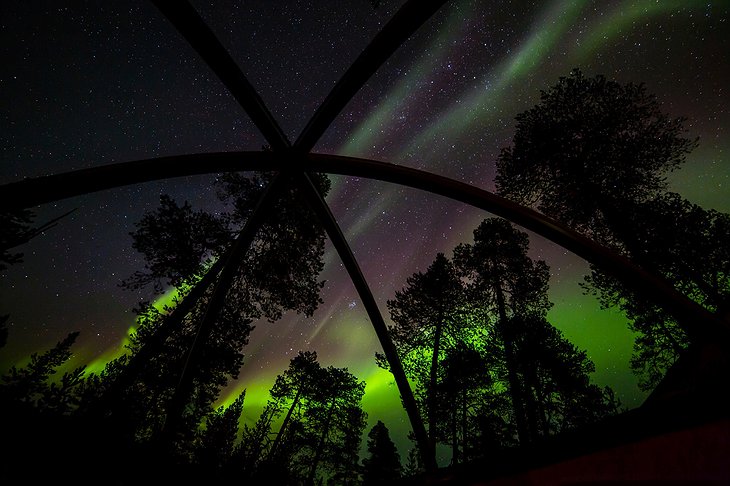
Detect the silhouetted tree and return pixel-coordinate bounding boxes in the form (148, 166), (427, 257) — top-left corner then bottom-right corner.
(262, 350), (322, 466)
(454, 218), (616, 443)
(125, 172), (330, 317)
(309, 380), (367, 486)
(0, 331), (88, 482)
(121, 195), (230, 293)
(495, 69), (728, 389)
(362, 420), (402, 485)
(0, 208), (74, 272)
(454, 218), (551, 444)
(302, 365), (366, 485)
(238, 351), (366, 485)
(0, 208), (35, 271)
(383, 253), (465, 454)
(195, 390), (246, 474)
(434, 342), (494, 464)
(403, 443), (424, 477)
(1, 331), (83, 411)
(472, 409), (515, 453)
(506, 314), (619, 435)
(213, 171), (330, 321)
(80, 172), (331, 459)
(235, 411), (274, 480)
(496, 69), (696, 242)
(76, 296), (253, 465)
(385, 217), (618, 460)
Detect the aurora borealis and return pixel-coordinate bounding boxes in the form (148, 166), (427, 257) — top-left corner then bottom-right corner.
(1, 0), (728, 461)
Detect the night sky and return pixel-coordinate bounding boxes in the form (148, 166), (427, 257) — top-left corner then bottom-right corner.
(1, 0), (728, 460)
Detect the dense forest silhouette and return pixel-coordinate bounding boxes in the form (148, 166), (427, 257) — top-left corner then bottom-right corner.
(2, 71), (728, 484)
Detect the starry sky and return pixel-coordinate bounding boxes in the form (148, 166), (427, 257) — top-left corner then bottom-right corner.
(1, 0), (729, 460)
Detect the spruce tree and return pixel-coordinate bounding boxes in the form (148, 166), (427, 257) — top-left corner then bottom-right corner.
(362, 420), (402, 485)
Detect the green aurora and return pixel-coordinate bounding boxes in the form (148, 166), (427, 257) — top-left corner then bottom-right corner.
(3, 0), (727, 463)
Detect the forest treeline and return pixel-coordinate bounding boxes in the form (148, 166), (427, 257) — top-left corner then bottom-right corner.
(2, 70), (728, 484)
(381, 218), (618, 468)
(0, 218), (616, 484)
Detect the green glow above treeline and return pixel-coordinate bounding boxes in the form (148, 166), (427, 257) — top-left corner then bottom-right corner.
(83, 284), (186, 374)
(21, 0), (720, 458)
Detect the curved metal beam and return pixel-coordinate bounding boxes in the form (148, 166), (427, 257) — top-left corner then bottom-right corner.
(294, 0), (450, 152)
(0, 152), (275, 209)
(293, 172), (436, 471)
(1, 152), (726, 339)
(150, 0), (290, 150)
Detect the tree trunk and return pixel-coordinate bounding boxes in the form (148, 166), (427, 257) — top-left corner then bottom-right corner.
(461, 390), (468, 463)
(451, 407), (458, 465)
(429, 308), (444, 459)
(307, 398), (336, 485)
(493, 279), (531, 444)
(525, 364), (546, 437)
(270, 383), (303, 458)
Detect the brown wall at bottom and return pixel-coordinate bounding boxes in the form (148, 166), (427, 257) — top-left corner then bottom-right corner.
(480, 419), (730, 485)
